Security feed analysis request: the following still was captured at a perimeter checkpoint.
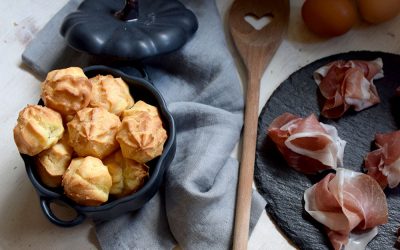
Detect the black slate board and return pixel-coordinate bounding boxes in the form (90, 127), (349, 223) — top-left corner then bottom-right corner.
(254, 51), (400, 250)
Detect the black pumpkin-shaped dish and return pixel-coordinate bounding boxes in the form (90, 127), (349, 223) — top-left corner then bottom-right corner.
(60, 0), (198, 61)
(22, 65), (176, 227)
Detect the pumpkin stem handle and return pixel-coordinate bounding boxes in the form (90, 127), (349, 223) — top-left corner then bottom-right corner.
(115, 0), (138, 21)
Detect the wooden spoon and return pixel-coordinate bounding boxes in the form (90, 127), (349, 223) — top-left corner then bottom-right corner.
(228, 0), (289, 249)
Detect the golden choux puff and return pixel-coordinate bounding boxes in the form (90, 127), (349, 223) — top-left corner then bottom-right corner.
(62, 156), (112, 206)
(89, 75), (134, 116)
(35, 132), (73, 188)
(67, 107), (121, 159)
(41, 67), (92, 117)
(121, 100), (158, 120)
(13, 105), (64, 156)
(117, 102), (167, 163)
(103, 150), (149, 197)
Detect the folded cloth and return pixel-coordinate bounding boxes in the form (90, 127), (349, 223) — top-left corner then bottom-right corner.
(22, 0), (267, 249)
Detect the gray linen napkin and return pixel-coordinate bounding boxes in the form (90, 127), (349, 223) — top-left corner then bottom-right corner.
(22, 0), (267, 249)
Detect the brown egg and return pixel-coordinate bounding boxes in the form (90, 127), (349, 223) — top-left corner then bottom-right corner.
(357, 0), (400, 24)
(302, 0), (358, 37)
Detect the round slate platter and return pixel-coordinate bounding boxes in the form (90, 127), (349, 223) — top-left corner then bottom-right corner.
(254, 51), (400, 250)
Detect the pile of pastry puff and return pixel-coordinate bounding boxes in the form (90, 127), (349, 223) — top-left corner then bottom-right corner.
(13, 67), (167, 206)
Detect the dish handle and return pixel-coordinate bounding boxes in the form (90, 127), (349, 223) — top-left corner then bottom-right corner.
(40, 197), (86, 227)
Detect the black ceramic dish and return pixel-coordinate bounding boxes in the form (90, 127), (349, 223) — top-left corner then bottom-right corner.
(22, 65), (176, 227)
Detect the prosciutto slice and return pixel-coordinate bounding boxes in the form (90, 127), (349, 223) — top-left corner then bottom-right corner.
(267, 113), (346, 174)
(365, 130), (400, 189)
(304, 168), (388, 250)
(314, 58), (384, 119)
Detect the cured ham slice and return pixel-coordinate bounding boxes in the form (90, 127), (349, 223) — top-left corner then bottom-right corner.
(365, 130), (400, 189)
(314, 58), (384, 119)
(304, 168), (388, 250)
(267, 113), (346, 174)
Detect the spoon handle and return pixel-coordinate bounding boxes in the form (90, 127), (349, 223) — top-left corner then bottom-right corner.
(233, 71), (261, 250)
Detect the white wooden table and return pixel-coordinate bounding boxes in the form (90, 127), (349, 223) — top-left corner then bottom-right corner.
(1, 0), (399, 249)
